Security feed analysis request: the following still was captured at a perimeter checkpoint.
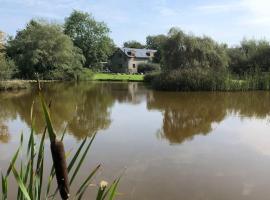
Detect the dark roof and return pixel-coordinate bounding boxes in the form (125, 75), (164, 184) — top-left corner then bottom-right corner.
(120, 47), (157, 58)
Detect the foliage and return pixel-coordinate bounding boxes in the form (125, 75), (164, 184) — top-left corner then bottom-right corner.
(228, 39), (270, 75)
(0, 31), (17, 80)
(161, 28), (229, 72)
(7, 20), (85, 80)
(0, 54), (17, 80)
(146, 34), (166, 63)
(150, 68), (270, 91)
(137, 63), (160, 74)
(123, 40), (145, 49)
(0, 90), (121, 200)
(144, 72), (160, 83)
(64, 10), (115, 69)
(77, 68), (95, 81)
(151, 68), (228, 91)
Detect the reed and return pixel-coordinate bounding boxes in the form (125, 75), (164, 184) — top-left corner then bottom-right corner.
(0, 89), (121, 199)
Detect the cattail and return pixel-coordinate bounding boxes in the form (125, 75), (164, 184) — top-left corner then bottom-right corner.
(50, 140), (70, 200)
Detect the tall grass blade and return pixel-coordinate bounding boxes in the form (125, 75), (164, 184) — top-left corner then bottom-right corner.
(40, 94), (56, 142)
(69, 134), (96, 186)
(12, 167), (31, 200)
(76, 164), (101, 198)
(1, 173), (7, 200)
(108, 178), (121, 200)
(6, 146), (20, 177)
(67, 138), (87, 172)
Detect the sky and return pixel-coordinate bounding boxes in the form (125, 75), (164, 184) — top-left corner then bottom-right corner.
(1, 0), (270, 46)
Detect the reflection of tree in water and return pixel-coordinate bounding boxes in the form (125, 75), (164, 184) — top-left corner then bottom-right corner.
(4, 83), (270, 144)
(0, 82), (146, 140)
(148, 92), (227, 144)
(148, 91), (270, 144)
(0, 124), (10, 143)
(67, 83), (114, 139)
(0, 83), (114, 139)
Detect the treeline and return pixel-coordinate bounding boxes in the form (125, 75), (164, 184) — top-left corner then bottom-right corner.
(141, 28), (270, 91)
(0, 10), (115, 80)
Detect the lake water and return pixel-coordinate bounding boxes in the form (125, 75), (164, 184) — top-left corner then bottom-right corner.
(1, 82), (270, 200)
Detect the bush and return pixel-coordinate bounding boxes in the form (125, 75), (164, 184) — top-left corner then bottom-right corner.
(138, 63), (160, 74)
(144, 72), (160, 83)
(0, 54), (17, 80)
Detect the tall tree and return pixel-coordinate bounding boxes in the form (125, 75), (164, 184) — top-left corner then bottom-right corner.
(64, 10), (115, 68)
(162, 28), (229, 71)
(7, 20), (85, 80)
(123, 40), (145, 49)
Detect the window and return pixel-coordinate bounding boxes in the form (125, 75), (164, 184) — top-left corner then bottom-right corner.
(146, 52), (150, 56)
(133, 64), (136, 68)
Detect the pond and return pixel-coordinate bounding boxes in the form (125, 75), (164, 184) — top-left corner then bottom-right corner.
(1, 82), (270, 200)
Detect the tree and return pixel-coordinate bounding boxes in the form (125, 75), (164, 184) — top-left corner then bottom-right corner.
(146, 34), (166, 63)
(64, 10), (115, 69)
(123, 40), (145, 49)
(7, 20), (85, 80)
(161, 28), (229, 71)
(228, 39), (270, 74)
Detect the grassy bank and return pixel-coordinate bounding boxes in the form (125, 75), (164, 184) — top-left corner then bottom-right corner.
(93, 73), (144, 82)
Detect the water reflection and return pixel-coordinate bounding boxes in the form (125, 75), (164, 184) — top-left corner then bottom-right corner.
(1, 83), (270, 143)
(0, 82), (146, 139)
(148, 91), (270, 144)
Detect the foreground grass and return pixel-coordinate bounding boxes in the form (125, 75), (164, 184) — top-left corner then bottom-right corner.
(93, 73), (144, 82)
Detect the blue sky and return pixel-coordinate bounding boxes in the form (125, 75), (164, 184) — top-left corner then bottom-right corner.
(1, 0), (270, 46)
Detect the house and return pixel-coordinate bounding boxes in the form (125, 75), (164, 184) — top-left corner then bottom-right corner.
(110, 47), (157, 74)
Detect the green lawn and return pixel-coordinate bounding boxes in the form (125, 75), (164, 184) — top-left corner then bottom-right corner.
(93, 73), (144, 82)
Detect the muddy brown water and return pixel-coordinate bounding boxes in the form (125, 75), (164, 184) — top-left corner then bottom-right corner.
(1, 82), (270, 200)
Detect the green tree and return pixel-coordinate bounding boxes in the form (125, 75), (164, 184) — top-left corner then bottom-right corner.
(228, 39), (270, 75)
(7, 20), (85, 80)
(64, 10), (115, 69)
(123, 40), (145, 49)
(146, 34), (166, 63)
(162, 28), (229, 71)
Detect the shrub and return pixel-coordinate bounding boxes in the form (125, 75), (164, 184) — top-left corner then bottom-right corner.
(138, 63), (160, 74)
(0, 53), (17, 80)
(144, 72), (160, 83)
